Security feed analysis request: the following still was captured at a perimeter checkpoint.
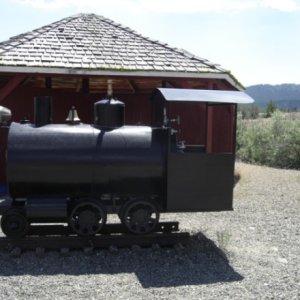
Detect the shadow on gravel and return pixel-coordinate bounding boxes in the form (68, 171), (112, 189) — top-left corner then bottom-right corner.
(0, 232), (243, 288)
(234, 173), (241, 187)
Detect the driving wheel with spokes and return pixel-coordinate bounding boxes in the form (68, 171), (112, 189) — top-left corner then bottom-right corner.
(69, 200), (107, 236)
(121, 200), (159, 234)
(1, 208), (29, 238)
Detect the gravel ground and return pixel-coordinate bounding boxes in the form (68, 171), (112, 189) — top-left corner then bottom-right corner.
(0, 162), (299, 299)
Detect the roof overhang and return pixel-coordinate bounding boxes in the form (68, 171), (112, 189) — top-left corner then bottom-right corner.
(156, 88), (254, 104)
(0, 66), (244, 91)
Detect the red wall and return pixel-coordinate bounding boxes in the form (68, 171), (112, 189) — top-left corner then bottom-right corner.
(1, 87), (152, 125)
(167, 102), (207, 145)
(207, 104), (236, 153)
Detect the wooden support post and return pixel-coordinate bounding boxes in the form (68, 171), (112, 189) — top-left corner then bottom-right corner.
(82, 78), (89, 94)
(75, 79), (82, 92)
(0, 75), (26, 103)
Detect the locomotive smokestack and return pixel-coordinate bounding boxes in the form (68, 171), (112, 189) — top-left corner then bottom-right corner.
(34, 96), (52, 127)
(94, 80), (125, 128)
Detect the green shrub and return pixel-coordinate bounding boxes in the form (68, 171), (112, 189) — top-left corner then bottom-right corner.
(236, 111), (300, 169)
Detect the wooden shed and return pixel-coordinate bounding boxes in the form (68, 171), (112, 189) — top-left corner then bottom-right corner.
(0, 13), (243, 185)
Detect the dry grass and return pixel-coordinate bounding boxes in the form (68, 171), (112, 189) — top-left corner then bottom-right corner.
(234, 162), (258, 185)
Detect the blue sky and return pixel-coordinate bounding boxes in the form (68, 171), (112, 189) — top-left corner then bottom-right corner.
(0, 0), (300, 87)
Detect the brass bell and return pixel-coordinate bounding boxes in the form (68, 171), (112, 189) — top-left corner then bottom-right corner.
(66, 106), (81, 125)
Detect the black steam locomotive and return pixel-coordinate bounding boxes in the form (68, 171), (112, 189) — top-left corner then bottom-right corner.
(0, 88), (253, 238)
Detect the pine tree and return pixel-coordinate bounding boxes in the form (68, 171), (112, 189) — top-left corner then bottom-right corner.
(265, 100), (277, 117)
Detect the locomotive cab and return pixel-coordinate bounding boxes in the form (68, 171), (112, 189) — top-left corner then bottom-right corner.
(151, 88), (254, 212)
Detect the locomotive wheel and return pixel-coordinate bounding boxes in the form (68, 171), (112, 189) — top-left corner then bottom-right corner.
(121, 200), (159, 234)
(1, 209), (29, 238)
(69, 201), (107, 236)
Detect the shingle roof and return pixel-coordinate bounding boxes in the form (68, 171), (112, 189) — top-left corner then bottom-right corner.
(0, 13), (242, 89)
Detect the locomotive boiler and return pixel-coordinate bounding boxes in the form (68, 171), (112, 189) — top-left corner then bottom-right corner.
(0, 88), (254, 238)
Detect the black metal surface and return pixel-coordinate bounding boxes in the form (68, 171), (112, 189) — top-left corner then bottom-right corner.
(167, 153), (235, 211)
(0, 232), (190, 251)
(184, 145), (206, 153)
(0, 198), (12, 214)
(7, 123), (169, 199)
(121, 200), (160, 234)
(94, 98), (125, 128)
(34, 96), (52, 126)
(1, 208), (29, 238)
(0, 185), (8, 195)
(26, 197), (67, 218)
(69, 200), (107, 236)
(26, 221), (179, 236)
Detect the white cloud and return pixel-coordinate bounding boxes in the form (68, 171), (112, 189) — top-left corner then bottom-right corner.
(262, 0), (300, 12)
(14, 0), (300, 13)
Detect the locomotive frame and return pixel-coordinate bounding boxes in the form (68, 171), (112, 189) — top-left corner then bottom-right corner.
(0, 87), (253, 238)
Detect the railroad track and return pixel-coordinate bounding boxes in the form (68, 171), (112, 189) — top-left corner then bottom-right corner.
(0, 222), (190, 257)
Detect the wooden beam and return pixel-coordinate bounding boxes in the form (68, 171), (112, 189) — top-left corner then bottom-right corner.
(45, 77), (52, 89)
(165, 81), (183, 88)
(0, 75), (26, 103)
(22, 76), (33, 86)
(127, 80), (138, 94)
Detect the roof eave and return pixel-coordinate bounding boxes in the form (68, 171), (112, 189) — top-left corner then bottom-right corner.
(0, 66), (244, 91)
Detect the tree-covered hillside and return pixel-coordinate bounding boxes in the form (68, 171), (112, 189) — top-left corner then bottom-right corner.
(245, 84), (300, 109)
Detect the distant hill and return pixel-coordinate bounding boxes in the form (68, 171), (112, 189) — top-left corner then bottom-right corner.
(245, 84), (300, 109)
